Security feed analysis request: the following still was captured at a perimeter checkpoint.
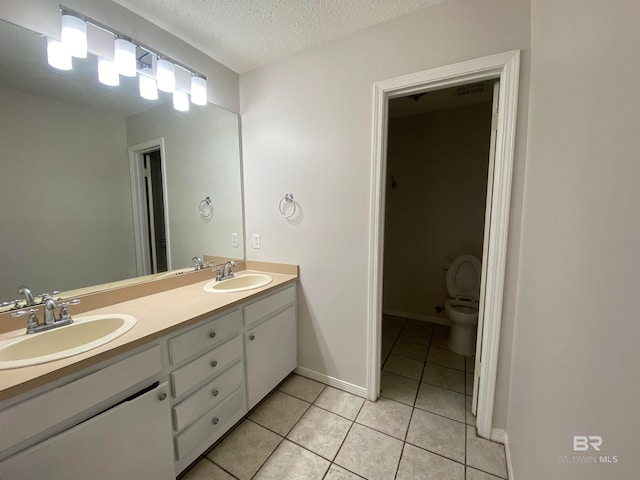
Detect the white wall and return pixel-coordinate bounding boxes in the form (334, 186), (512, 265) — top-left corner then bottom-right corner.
(126, 102), (244, 268)
(0, 0), (239, 113)
(241, 0), (530, 428)
(0, 86), (136, 298)
(384, 103), (491, 321)
(507, 1), (640, 478)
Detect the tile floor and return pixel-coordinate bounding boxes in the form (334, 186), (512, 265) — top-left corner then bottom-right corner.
(181, 315), (508, 480)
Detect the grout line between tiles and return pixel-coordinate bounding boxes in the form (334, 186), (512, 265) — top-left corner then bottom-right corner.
(204, 457), (240, 480)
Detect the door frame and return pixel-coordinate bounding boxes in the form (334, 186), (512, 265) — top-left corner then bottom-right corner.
(366, 50), (520, 438)
(128, 138), (171, 276)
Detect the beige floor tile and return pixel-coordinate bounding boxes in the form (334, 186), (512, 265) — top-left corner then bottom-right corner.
(406, 409), (465, 463)
(399, 329), (431, 345)
(382, 336), (396, 351)
(249, 390), (310, 435)
(382, 314), (406, 329)
(392, 340), (429, 362)
(383, 354), (424, 381)
(382, 324), (403, 338)
(181, 459), (235, 480)
(431, 334), (450, 349)
(434, 324), (451, 338)
(278, 374), (326, 403)
(254, 440), (330, 480)
(335, 423), (403, 480)
(466, 426), (508, 478)
(466, 355), (476, 373)
(287, 405), (352, 460)
(404, 319), (435, 333)
(381, 346), (392, 364)
(466, 467), (504, 480)
(466, 373), (474, 396)
(396, 443), (464, 480)
(356, 397), (413, 440)
(380, 371), (419, 406)
(415, 383), (465, 423)
(465, 396), (476, 426)
(207, 420), (281, 480)
(324, 464), (365, 479)
(314, 387), (365, 420)
(427, 347), (465, 371)
(422, 365), (465, 394)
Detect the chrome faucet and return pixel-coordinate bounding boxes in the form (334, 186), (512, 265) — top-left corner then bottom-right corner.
(12, 296), (80, 334)
(223, 261), (236, 279)
(192, 257), (206, 270)
(17, 286), (35, 306)
(43, 297), (57, 325)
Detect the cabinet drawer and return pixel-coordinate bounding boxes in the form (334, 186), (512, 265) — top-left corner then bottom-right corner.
(171, 336), (242, 398)
(172, 362), (244, 432)
(0, 345), (162, 454)
(175, 387), (246, 468)
(169, 309), (242, 365)
(244, 285), (296, 326)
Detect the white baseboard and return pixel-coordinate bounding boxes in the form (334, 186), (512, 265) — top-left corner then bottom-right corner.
(383, 309), (451, 326)
(490, 429), (514, 479)
(294, 366), (367, 398)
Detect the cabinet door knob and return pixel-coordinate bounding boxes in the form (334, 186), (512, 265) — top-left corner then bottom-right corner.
(158, 392), (167, 401)
(212, 389), (219, 397)
(212, 417), (220, 425)
(209, 331), (216, 338)
(249, 334), (255, 341)
(211, 360), (218, 368)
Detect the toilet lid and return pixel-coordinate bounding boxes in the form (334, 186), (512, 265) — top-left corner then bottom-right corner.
(446, 255), (481, 300)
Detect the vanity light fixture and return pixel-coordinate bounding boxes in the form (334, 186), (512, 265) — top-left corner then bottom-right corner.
(190, 75), (207, 106)
(156, 58), (176, 93)
(98, 57), (119, 86)
(60, 13), (87, 58)
(46, 37), (72, 70)
(173, 90), (190, 112)
(114, 38), (136, 77)
(47, 7), (207, 111)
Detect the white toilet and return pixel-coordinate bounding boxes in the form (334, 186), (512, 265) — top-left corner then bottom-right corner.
(444, 254), (481, 356)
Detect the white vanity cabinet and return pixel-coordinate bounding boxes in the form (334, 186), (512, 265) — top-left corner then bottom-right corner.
(0, 345), (174, 480)
(244, 285), (297, 409)
(167, 308), (247, 473)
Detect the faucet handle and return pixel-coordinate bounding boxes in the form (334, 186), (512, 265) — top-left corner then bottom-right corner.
(59, 299), (80, 321)
(12, 309), (40, 333)
(2, 299), (23, 310)
(10, 309), (26, 318)
(38, 291), (61, 302)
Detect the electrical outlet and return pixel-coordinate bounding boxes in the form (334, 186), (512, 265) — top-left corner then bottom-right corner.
(231, 233), (239, 248)
(252, 234), (261, 249)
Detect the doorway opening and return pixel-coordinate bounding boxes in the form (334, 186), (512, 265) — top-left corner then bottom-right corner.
(367, 51), (520, 439)
(380, 78), (498, 429)
(129, 139), (171, 276)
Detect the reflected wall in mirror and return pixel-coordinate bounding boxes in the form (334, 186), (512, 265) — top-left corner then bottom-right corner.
(0, 19), (244, 303)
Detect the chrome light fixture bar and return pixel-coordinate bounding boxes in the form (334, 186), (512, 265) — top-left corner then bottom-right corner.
(47, 6), (208, 110)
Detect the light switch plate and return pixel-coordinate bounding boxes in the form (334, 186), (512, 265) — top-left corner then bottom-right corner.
(231, 233), (239, 248)
(252, 234), (261, 249)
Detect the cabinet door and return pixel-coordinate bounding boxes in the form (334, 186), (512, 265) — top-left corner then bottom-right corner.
(0, 382), (174, 480)
(246, 306), (297, 409)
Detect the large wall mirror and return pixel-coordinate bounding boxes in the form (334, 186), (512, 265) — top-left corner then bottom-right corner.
(0, 19), (244, 305)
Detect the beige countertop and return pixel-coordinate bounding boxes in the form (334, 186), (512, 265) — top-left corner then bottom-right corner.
(0, 268), (297, 402)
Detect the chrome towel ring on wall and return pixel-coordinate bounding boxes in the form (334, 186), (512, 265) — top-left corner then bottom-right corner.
(278, 193), (296, 219)
(199, 196), (213, 218)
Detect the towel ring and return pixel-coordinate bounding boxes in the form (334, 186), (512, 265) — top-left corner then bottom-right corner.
(279, 193), (296, 219)
(199, 196), (213, 218)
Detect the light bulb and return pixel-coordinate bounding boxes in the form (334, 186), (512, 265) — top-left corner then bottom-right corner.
(156, 59), (175, 93)
(139, 67), (158, 100)
(61, 14), (87, 59)
(114, 38), (136, 77)
(173, 90), (189, 112)
(47, 38), (72, 70)
(98, 57), (119, 86)
(190, 76), (207, 105)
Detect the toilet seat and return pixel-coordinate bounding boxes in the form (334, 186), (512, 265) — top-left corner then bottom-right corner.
(446, 255), (481, 302)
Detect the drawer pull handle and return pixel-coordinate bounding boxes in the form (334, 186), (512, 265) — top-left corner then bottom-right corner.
(212, 417), (220, 425)
(211, 360), (218, 368)
(209, 331), (216, 339)
(158, 392), (167, 401)
(212, 389), (219, 397)
(249, 334), (255, 341)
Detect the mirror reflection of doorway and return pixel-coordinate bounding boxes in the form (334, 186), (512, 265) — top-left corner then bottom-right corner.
(143, 149), (168, 273)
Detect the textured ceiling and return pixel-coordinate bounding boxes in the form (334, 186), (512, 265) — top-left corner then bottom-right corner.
(112, 0), (447, 74)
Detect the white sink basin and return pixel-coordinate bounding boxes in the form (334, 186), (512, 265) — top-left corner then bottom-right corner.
(203, 273), (273, 293)
(0, 314), (137, 370)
